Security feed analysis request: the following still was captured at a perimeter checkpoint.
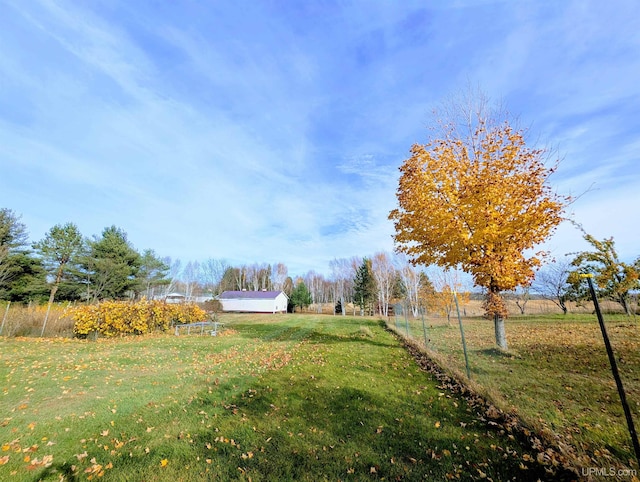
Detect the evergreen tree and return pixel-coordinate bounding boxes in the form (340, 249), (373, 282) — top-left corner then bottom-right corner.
(82, 226), (142, 301)
(290, 280), (312, 313)
(353, 258), (376, 316)
(0, 253), (48, 302)
(136, 249), (170, 298)
(0, 208), (31, 296)
(33, 223), (85, 306)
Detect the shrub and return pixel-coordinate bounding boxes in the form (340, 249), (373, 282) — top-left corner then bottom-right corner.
(71, 299), (207, 337)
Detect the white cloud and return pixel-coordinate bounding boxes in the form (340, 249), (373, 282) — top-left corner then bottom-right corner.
(0, 0), (638, 279)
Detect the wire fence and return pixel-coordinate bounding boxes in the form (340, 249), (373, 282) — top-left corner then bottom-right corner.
(385, 290), (640, 473)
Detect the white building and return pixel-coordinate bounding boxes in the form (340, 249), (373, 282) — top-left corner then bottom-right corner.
(218, 290), (288, 313)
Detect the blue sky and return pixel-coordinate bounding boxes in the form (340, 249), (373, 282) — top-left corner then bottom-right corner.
(1, 0), (639, 277)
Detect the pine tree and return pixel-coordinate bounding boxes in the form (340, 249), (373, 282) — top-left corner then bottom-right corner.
(353, 258), (376, 316)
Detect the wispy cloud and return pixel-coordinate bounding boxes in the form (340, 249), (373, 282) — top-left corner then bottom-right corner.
(0, 0), (638, 277)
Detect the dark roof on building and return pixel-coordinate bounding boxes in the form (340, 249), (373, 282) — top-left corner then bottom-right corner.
(219, 290), (288, 300)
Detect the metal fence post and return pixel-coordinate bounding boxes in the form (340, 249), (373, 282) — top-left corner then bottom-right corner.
(421, 305), (428, 348)
(404, 300), (409, 337)
(453, 291), (471, 379)
(583, 274), (640, 466)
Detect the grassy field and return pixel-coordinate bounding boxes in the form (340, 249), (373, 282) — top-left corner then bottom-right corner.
(0, 314), (574, 481)
(390, 311), (640, 475)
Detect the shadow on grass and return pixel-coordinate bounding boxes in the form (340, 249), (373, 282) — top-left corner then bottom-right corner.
(232, 320), (397, 349)
(476, 347), (516, 358)
(192, 386), (528, 481)
(187, 351), (564, 481)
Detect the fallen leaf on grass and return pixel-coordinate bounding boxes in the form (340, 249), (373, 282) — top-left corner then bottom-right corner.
(160, 458), (168, 467)
(25, 455), (53, 471)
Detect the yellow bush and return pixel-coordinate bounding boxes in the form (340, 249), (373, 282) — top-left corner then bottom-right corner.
(71, 299), (207, 337)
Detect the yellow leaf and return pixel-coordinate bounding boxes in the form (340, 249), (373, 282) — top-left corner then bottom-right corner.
(160, 459), (168, 467)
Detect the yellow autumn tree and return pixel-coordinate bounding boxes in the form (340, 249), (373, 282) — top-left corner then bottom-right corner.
(389, 93), (569, 350)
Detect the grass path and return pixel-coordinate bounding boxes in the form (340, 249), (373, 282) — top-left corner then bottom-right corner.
(1, 314), (569, 481)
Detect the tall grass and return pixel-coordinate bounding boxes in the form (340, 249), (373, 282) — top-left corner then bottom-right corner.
(0, 302), (75, 337)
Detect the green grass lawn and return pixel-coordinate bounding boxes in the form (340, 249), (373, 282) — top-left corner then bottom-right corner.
(0, 314), (566, 481)
(391, 312), (640, 474)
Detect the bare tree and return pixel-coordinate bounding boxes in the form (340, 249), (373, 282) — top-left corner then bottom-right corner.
(182, 261), (201, 300)
(305, 270), (327, 313)
(163, 257), (182, 296)
(512, 286), (531, 315)
(247, 263), (260, 291)
(271, 262), (288, 291)
(396, 255), (422, 317)
(372, 251), (395, 316)
(330, 258), (352, 316)
(200, 258), (230, 296)
(234, 265), (247, 291)
(258, 264), (272, 291)
(532, 259), (571, 314)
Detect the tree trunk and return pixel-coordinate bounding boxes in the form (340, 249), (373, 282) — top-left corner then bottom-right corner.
(42, 266), (64, 337)
(620, 295), (631, 316)
(559, 298), (568, 315)
(494, 314), (508, 351)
